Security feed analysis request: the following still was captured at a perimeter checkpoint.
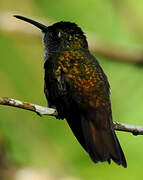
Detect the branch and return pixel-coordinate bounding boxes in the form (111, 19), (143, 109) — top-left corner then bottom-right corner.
(113, 122), (143, 135)
(0, 97), (57, 116)
(0, 97), (143, 136)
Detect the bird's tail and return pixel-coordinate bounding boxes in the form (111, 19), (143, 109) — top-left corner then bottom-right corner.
(80, 114), (127, 167)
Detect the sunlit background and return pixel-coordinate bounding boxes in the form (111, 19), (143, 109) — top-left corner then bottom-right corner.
(0, 0), (143, 179)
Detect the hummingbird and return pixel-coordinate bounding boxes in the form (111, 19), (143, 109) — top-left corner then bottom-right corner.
(14, 15), (127, 167)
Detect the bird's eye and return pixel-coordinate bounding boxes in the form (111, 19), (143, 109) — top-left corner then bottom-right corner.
(58, 31), (61, 38)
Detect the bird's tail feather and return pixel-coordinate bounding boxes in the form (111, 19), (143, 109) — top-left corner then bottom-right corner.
(80, 115), (127, 167)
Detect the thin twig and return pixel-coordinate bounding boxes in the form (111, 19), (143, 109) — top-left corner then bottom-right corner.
(113, 122), (143, 135)
(0, 97), (143, 136)
(0, 97), (57, 116)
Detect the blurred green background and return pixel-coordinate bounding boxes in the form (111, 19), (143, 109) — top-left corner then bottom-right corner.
(1, 0), (143, 179)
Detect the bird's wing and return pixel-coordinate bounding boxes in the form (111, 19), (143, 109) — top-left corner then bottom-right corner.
(44, 58), (88, 151)
(44, 51), (127, 167)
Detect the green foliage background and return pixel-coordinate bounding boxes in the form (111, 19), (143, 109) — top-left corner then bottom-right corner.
(1, 0), (143, 179)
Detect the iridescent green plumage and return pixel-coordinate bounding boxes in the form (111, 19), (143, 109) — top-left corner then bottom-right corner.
(44, 46), (126, 167)
(15, 15), (127, 167)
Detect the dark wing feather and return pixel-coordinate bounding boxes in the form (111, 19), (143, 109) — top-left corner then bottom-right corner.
(44, 65), (88, 150)
(44, 53), (127, 167)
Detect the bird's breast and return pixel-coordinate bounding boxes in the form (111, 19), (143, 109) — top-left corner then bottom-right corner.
(47, 50), (110, 109)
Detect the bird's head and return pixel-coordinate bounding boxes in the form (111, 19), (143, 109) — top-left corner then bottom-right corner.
(14, 15), (88, 59)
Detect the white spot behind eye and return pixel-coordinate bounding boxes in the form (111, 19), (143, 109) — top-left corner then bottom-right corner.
(58, 32), (61, 38)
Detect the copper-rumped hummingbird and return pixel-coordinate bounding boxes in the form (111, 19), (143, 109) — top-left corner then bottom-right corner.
(14, 15), (127, 167)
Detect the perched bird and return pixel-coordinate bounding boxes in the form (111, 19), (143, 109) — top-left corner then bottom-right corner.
(14, 15), (127, 167)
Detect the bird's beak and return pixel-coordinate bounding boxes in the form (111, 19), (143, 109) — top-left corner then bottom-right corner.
(14, 15), (48, 32)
